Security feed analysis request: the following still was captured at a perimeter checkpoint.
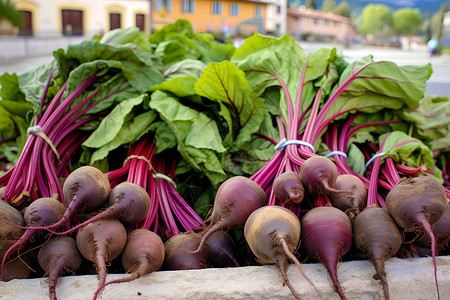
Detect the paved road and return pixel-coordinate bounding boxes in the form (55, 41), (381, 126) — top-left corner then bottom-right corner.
(1, 42), (449, 97)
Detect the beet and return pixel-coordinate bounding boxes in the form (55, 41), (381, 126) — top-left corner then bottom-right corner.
(48, 181), (150, 235)
(163, 231), (212, 270)
(299, 155), (344, 198)
(76, 218), (127, 288)
(414, 205), (449, 254)
(329, 174), (367, 219)
(301, 206), (352, 300)
(1, 197), (65, 279)
(353, 207), (403, 300)
(386, 176), (447, 300)
(93, 229), (164, 300)
(38, 236), (82, 300)
(193, 176), (267, 253)
(244, 205), (322, 300)
(273, 171), (305, 205)
(206, 231), (240, 268)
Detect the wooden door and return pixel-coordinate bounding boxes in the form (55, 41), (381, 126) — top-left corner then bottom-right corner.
(18, 11), (33, 36)
(62, 9), (83, 35)
(136, 14), (145, 31)
(110, 13), (121, 30)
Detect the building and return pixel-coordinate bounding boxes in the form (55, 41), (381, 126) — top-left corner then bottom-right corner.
(287, 7), (357, 43)
(4, 0), (281, 38)
(152, 0), (272, 37)
(443, 11), (450, 46)
(9, 0), (150, 37)
(265, 0), (287, 36)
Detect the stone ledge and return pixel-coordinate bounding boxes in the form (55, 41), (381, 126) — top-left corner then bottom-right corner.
(0, 256), (448, 300)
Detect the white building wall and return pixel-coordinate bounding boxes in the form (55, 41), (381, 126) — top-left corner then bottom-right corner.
(12, 0), (150, 37)
(265, 0), (287, 36)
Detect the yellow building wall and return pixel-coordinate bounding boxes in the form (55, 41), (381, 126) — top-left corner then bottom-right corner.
(153, 0), (266, 35)
(15, 1), (39, 34)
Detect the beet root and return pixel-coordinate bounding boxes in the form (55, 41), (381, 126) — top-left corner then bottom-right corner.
(1, 197), (65, 279)
(329, 174), (367, 219)
(49, 181), (151, 236)
(93, 229), (164, 300)
(76, 218), (127, 288)
(299, 155), (345, 198)
(353, 207), (403, 300)
(206, 231), (240, 267)
(414, 205), (449, 254)
(38, 236), (82, 300)
(0, 201), (25, 260)
(386, 176), (447, 300)
(244, 205), (322, 300)
(193, 176), (268, 253)
(163, 231), (212, 270)
(301, 206), (352, 300)
(273, 171), (305, 205)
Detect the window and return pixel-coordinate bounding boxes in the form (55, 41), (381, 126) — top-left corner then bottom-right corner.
(230, 3), (239, 16)
(136, 14), (145, 31)
(18, 11), (33, 36)
(61, 9), (83, 35)
(109, 13), (121, 30)
(255, 6), (262, 17)
(182, 0), (195, 13)
(155, 0), (172, 13)
(212, 2), (222, 15)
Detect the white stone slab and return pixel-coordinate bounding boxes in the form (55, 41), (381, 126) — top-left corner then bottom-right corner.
(0, 256), (448, 300)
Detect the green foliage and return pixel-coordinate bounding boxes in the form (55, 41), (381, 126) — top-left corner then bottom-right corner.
(0, 0), (23, 27)
(393, 8), (422, 36)
(321, 0), (336, 12)
(333, 1), (351, 18)
(305, 0), (316, 10)
(359, 4), (392, 36)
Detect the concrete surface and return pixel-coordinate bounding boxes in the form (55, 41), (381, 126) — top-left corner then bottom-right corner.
(0, 256), (448, 300)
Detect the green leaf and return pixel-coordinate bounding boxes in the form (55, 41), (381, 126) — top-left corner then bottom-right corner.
(163, 59), (207, 80)
(88, 110), (156, 164)
(0, 73), (25, 102)
(99, 27), (151, 51)
(195, 61), (265, 150)
(83, 94), (148, 148)
(231, 33), (338, 133)
(347, 144), (366, 175)
(379, 131), (442, 181)
(324, 57), (432, 122)
(149, 76), (198, 98)
(150, 90), (227, 186)
(398, 95), (450, 147)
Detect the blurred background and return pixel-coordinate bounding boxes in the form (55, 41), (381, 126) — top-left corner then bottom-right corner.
(0, 0), (449, 95)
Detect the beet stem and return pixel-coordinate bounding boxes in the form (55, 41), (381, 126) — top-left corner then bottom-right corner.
(280, 238), (323, 300)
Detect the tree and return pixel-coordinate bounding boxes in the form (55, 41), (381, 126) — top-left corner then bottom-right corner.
(321, 0), (336, 12)
(393, 8), (422, 36)
(333, 1), (351, 18)
(432, 3), (448, 40)
(0, 0), (23, 28)
(305, 0), (316, 10)
(359, 4), (393, 37)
